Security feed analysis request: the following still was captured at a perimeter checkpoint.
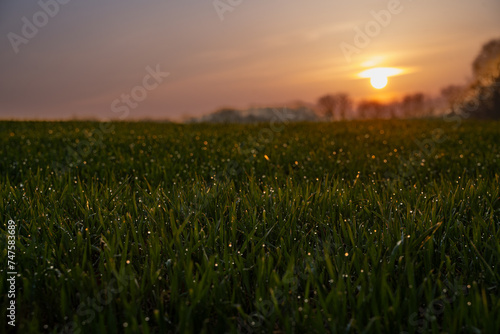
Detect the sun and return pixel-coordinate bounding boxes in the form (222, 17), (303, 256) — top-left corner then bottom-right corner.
(358, 67), (404, 90)
(370, 75), (388, 89)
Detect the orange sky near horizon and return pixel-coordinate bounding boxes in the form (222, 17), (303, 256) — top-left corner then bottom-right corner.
(0, 0), (499, 120)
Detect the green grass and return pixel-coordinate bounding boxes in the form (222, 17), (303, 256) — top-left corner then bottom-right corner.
(1, 120), (499, 333)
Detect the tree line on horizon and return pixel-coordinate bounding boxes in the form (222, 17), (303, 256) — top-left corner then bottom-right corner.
(199, 38), (499, 123)
(317, 37), (500, 120)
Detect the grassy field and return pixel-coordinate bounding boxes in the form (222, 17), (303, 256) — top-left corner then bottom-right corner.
(1, 119), (500, 333)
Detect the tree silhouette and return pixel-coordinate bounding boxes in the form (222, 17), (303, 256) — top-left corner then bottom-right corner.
(317, 94), (337, 119)
(357, 100), (384, 119)
(401, 93), (425, 118)
(317, 93), (353, 120)
(441, 85), (465, 108)
(458, 38), (500, 119)
(473, 38), (500, 79)
(336, 93), (353, 120)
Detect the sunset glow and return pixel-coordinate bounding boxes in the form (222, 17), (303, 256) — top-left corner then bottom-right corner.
(370, 75), (388, 89)
(359, 67), (404, 90)
(1, 1), (500, 331)
(0, 0), (499, 120)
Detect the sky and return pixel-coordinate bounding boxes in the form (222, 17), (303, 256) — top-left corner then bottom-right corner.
(0, 0), (499, 120)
